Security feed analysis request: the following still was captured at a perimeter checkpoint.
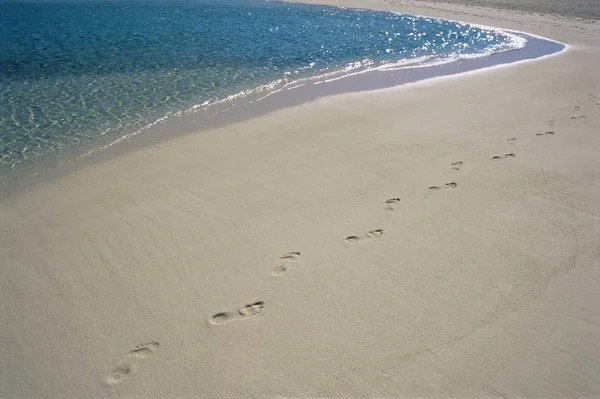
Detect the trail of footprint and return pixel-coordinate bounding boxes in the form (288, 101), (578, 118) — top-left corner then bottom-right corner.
(107, 341), (160, 384)
(271, 252), (300, 276)
(382, 197), (401, 213)
(429, 182), (458, 190)
(491, 153), (515, 160)
(345, 229), (383, 243)
(210, 301), (264, 325)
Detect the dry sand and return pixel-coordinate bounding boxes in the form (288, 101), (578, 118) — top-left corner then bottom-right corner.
(2, 1), (600, 398)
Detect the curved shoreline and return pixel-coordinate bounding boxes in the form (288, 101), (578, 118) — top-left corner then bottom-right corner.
(1, 18), (564, 197)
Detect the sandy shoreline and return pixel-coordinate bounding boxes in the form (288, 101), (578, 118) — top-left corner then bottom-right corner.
(0, 23), (562, 197)
(2, 1), (600, 398)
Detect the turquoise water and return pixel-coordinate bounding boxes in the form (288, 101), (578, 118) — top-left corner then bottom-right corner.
(0, 0), (522, 176)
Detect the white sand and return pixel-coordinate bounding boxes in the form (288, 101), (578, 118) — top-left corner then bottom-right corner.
(2, 1), (600, 397)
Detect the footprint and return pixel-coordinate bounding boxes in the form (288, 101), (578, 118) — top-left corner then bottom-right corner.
(271, 252), (301, 276)
(129, 341), (159, 358)
(209, 301), (264, 325)
(491, 153), (515, 160)
(507, 137), (517, 142)
(449, 161), (463, 171)
(345, 235), (360, 243)
(238, 302), (265, 316)
(571, 115), (587, 119)
(366, 229), (384, 238)
(107, 363), (133, 385)
(345, 229), (383, 243)
(383, 197), (401, 213)
(279, 252), (300, 261)
(429, 182), (458, 190)
(271, 265), (287, 276)
(536, 131), (555, 136)
(573, 105), (581, 109)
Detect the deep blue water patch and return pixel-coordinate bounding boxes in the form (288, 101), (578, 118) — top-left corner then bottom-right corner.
(0, 0), (521, 176)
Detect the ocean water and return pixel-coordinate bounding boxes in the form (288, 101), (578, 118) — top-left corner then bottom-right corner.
(0, 0), (523, 177)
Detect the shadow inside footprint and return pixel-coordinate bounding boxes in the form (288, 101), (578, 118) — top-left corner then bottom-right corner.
(385, 198), (401, 204)
(210, 301), (264, 325)
(571, 115), (587, 119)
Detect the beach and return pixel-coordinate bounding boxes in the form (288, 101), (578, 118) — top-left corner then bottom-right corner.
(2, 0), (600, 398)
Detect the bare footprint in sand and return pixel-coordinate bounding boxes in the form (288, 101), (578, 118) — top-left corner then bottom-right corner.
(129, 341), (160, 358)
(271, 252), (301, 276)
(536, 131), (555, 136)
(449, 161), (463, 171)
(210, 301), (264, 325)
(429, 182), (458, 190)
(107, 363), (133, 384)
(382, 197), (401, 213)
(345, 229), (383, 243)
(491, 153), (515, 160)
(571, 115), (587, 120)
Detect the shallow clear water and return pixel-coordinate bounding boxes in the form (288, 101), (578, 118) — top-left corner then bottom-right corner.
(0, 0), (521, 176)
